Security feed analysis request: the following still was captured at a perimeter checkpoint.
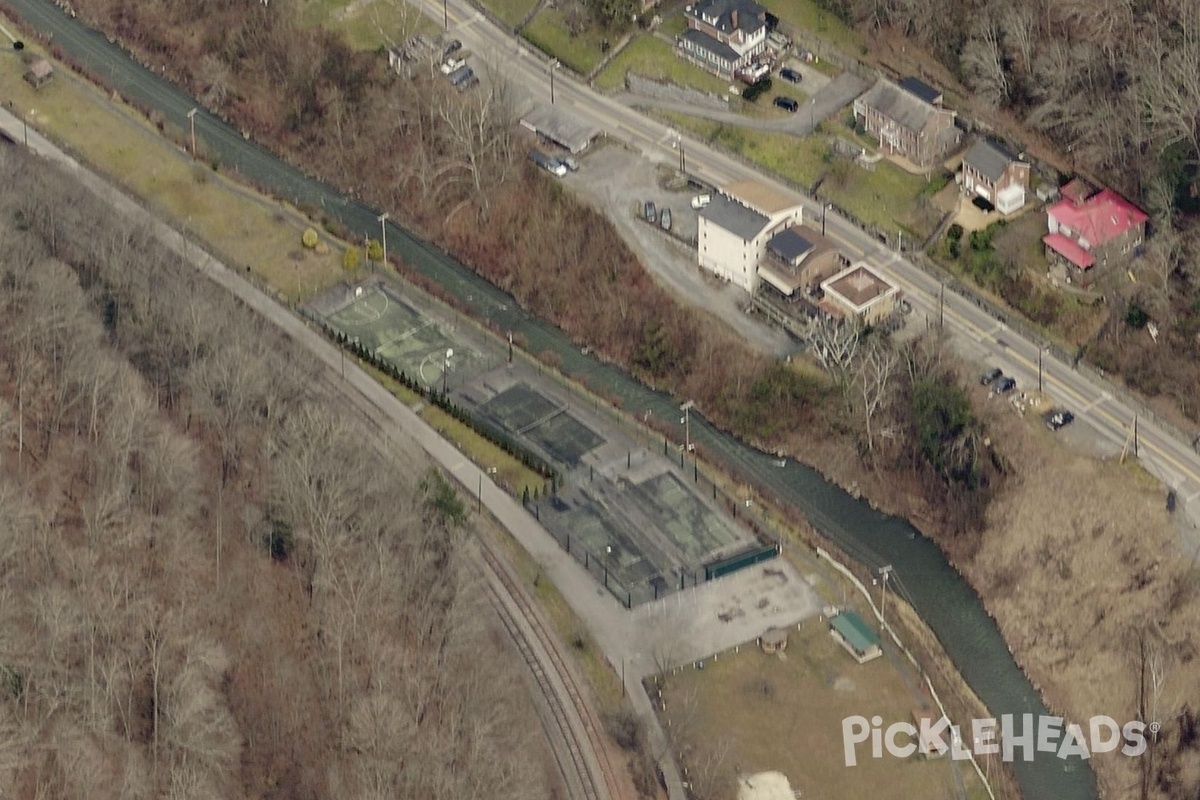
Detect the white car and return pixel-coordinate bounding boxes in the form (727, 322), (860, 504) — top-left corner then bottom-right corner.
(690, 194), (711, 210)
(439, 57), (465, 75)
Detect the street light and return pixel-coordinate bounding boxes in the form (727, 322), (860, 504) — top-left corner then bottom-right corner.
(442, 348), (454, 395)
(186, 107), (198, 158)
(680, 400), (694, 454)
(878, 565), (893, 625)
(605, 545), (612, 587)
(549, 59), (560, 104)
(443, 0), (448, 29)
(377, 212), (389, 267)
(810, 97), (815, 133)
(479, 466), (497, 513)
(1038, 346), (1048, 392)
(821, 202), (833, 237)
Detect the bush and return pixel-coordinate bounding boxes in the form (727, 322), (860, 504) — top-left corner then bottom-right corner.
(367, 238), (384, 262)
(343, 245), (361, 271)
(947, 223), (964, 242)
(1125, 303), (1150, 329)
(301, 228), (319, 249)
(743, 77), (773, 102)
(602, 709), (644, 752)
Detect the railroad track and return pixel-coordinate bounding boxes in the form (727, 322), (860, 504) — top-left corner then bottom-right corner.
(316, 368), (621, 800)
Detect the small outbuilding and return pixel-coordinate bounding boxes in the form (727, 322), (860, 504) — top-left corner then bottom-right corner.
(829, 610), (882, 663)
(759, 627), (788, 654)
(23, 58), (54, 89)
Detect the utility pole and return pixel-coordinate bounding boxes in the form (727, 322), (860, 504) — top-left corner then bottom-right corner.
(680, 400), (694, 456)
(939, 282), (945, 329)
(1134, 415), (1139, 458)
(822, 202), (831, 237)
(878, 565), (893, 626)
(443, 0), (448, 28)
(550, 59), (560, 104)
(186, 107), (198, 158)
(442, 348), (454, 395)
(1038, 347), (1045, 392)
(377, 212), (389, 266)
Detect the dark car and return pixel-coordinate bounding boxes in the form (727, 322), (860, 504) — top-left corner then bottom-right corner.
(773, 96), (799, 112)
(1046, 410), (1075, 431)
(780, 67), (802, 84)
(980, 367), (1003, 386)
(992, 377), (1016, 394)
(443, 39), (463, 56)
(644, 201), (657, 223)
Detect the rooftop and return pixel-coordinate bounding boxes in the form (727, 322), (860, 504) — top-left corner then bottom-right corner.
(687, 0), (767, 34)
(899, 76), (942, 105)
(724, 178), (802, 216)
(1043, 232), (1096, 270)
(1048, 188), (1148, 248)
(1060, 178), (1094, 205)
(822, 264), (898, 312)
(963, 138), (1018, 182)
(857, 78), (952, 136)
(700, 193), (771, 240)
(520, 105), (603, 154)
(679, 28), (740, 63)
(766, 227), (813, 263)
(830, 611), (880, 653)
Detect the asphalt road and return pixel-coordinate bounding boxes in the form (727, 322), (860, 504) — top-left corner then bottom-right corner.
(427, 0), (1200, 543)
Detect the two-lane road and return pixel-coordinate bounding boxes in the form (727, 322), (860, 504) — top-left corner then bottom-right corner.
(435, 0), (1200, 540)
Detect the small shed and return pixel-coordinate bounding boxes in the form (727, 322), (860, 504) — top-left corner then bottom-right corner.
(760, 627), (788, 654)
(24, 58), (54, 89)
(829, 610), (882, 663)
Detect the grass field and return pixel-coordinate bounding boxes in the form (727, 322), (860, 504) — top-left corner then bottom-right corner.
(659, 619), (986, 800)
(1, 45), (345, 304)
(820, 158), (934, 236)
(521, 8), (609, 74)
(762, 0), (863, 54)
(482, 0), (541, 28)
(594, 34), (732, 96)
(661, 112), (830, 190)
(294, 0), (437, 51)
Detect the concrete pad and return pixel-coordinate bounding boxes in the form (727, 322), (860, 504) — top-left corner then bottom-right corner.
(631, 558), (822, 668)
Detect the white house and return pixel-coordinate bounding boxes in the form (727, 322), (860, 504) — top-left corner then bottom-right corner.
(697, 179), (804, 293)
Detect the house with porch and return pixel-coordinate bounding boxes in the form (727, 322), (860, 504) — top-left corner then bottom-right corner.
(853, 77), (962, 169)
(1042, 185), (1148, 287)
(677, 0), (767, 79)
(960, 138), (1030, 214)
(757, 225), (847, 302)
(697, 178), (804, 293)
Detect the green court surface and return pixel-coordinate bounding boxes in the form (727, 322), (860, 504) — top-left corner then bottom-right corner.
(484, 384), (605, 466)
(633, 472), (741, 563)
(324, 287), (481, 387)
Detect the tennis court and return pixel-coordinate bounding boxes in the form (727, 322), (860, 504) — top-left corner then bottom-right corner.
(632, 472), (742, 563)
(483, 384), (605, 466)
(324, 286), (482, 387)
(541, 497), (658, 592)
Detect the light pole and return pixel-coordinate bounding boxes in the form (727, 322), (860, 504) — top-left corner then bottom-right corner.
(821, 202), (832, 237)
(878, 565), (893, 625)
(605, 545), (612, 588)
(479, 467), (497, 513)
(550, 59), (560, 104)
(680, 400), (694, 455)
(442, 348), (454, 395)
(810, 97), (815, 133)
(443, 0), (448, 28)
(1038, 347), (1045, 392)
(377, 212), (389, 267)
(187, 107), (198, 158)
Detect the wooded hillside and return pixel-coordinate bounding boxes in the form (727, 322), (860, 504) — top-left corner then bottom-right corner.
(0, 146), (551, 800)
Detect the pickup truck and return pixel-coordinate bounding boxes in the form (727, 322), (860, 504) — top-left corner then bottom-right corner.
(440, 56), (466, 75)
(529, 150), (567, 177)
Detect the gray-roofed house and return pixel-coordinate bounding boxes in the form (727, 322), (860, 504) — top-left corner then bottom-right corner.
(698, 180), (803, 292)
(960, 138), (1030, 214)
(853, 77), (962, 169)
(678, 0), (767, 79)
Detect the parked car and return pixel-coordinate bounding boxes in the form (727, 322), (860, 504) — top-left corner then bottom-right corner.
(447, 65), (474, 87)
(443, 39), (463, 56)
(560, 156), (580, 172)
(660, 207), (672, 231)
(779, 67), (802, 84)
(773, 96), (799, 113)
(440, 57), (466, 75)
(1046, 410), (1075, 431)
(980, 367), (1003, 386)
(644, 201), (657, 223)
(992, 376), (1016, 394)
(458, 75), (480, 92)
(690, 193), (711, 210)
(528, 150), (567, 177)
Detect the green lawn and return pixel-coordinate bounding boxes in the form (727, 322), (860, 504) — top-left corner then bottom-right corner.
(481, 0), (541, 28)
(595, 33), (732, 95)
(658, 12), (688, 37)
(521, 8), (611, 74)
(663, 112), (830, 190)
(762, 0), (863, 54)
(293, 0), (436, 51)
(820, 158), (934, 236)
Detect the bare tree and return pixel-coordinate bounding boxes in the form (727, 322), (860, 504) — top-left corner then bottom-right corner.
(854, 340), (899, 455)
(806, 316), (860, 386)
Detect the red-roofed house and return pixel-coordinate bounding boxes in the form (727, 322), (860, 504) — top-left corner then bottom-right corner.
(1043, 187), (1147, 286)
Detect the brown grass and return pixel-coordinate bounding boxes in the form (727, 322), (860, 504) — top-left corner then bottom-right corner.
(965, 406), (1200, 796)
(658, 619), (987, 800)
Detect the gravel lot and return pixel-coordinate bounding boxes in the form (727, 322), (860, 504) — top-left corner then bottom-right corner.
(562, 143), (795, 357)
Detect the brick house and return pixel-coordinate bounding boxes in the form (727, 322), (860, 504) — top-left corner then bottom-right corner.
(960, 138), (1030, 214)
(677, 0), (767, 79)
(1042, 187), (1148, 287)
(853, 77), (962, 169)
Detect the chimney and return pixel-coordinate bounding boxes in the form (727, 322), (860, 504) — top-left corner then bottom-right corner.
(731, 8), (738, 28)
